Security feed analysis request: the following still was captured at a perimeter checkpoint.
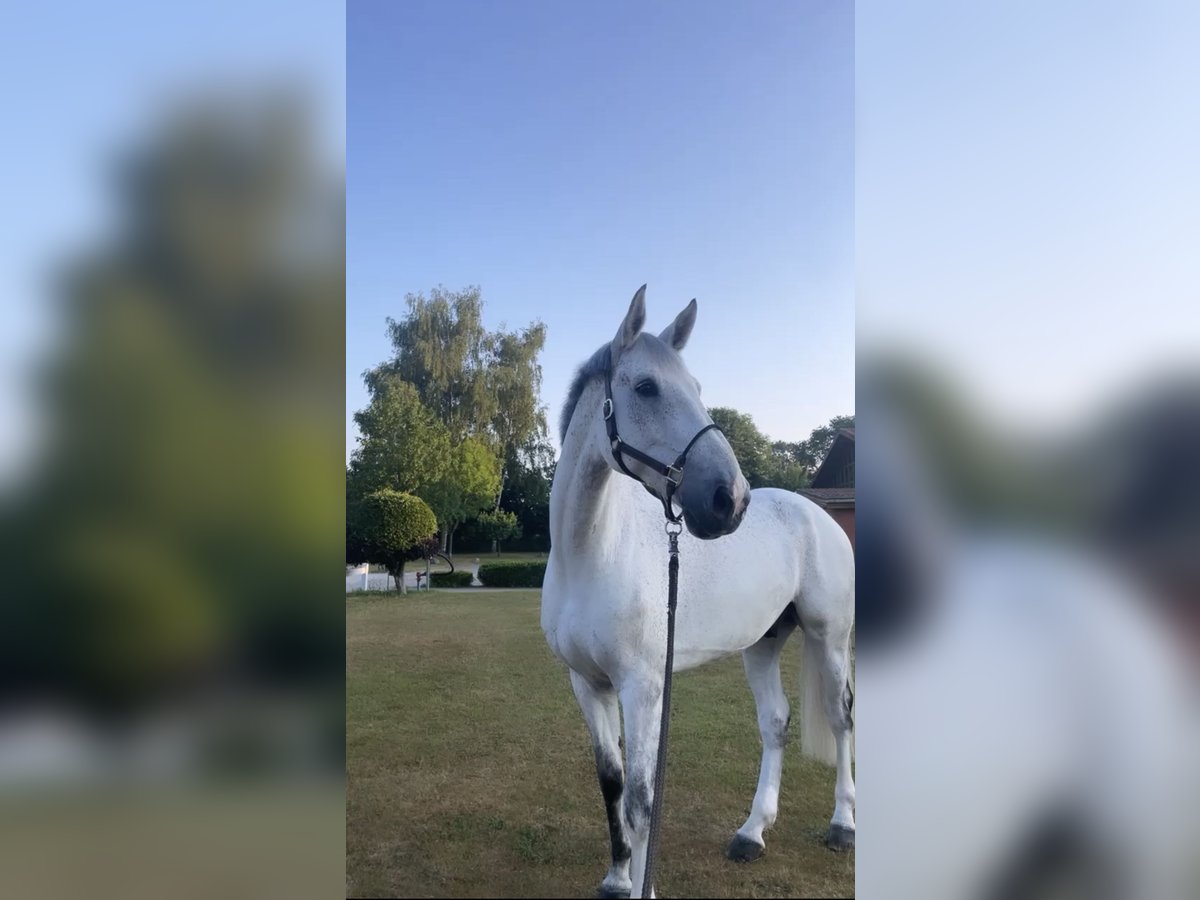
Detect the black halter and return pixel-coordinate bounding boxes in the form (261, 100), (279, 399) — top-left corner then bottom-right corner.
(602, 346), (724, 523)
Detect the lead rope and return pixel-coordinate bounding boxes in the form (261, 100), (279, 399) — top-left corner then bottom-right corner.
(641, 519), (681, 898)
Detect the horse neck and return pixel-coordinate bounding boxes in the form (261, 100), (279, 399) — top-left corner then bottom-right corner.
(551, 380), (628, 559)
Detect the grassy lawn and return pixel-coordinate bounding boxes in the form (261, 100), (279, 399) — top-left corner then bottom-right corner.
(346, 591), (853, 898)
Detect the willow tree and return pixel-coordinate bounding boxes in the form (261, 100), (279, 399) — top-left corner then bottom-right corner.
(488, 323), (548, 506)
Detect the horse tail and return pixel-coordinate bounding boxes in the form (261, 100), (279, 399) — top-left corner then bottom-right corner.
(799, 630), (840, 766)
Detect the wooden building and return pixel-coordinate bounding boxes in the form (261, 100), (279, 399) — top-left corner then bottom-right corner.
(799, 428), (855, 549)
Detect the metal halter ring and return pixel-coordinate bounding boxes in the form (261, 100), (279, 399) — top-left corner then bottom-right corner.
(664, 520), (683, 536)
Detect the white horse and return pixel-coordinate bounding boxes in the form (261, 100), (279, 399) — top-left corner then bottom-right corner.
(853, 385), (1199, 900)
(542, 286), (856, 899)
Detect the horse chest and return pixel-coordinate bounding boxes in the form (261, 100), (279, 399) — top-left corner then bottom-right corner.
(542, 573), (664, 681)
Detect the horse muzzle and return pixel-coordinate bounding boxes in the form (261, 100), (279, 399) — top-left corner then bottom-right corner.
(683, 478), (750, 539)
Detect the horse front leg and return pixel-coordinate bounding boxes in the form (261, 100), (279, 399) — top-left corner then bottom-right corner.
(619, 678), (664, 900)
(570, 671), (632, 898)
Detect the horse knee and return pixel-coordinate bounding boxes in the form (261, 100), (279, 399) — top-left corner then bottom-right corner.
(759, 706), (791, 748)
(822, 681), (853, 734)
(597, 752), (624, 806)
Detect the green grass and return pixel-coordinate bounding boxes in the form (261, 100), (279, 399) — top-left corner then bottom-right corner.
(347, 592), (853, 898)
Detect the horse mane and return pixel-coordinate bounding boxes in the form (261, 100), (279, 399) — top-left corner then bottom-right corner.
(558, 343), (611, 444)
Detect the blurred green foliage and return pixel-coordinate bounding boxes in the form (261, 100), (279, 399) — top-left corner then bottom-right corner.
(1, 96), (345, 711)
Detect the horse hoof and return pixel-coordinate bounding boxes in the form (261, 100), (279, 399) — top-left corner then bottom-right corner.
(827, 824), (855, 851)
(597, 887), (631, 899)
(726, 833), (765, 862)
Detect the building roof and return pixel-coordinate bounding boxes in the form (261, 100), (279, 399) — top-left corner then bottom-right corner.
(799, 486), (855, 507)
(811, 429), (855, 489)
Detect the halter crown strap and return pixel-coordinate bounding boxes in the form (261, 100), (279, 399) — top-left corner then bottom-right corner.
(602, 346), (723, 522)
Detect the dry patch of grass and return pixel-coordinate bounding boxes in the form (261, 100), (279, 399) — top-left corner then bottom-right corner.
(347, 592), (853, 898)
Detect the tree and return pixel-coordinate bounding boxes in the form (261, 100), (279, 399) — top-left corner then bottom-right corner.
(346, 375), (451, 501)
(802, 415), (856, 472)
(369, 286), (493, 441)
(363, 285), (547, 505)
(708, 407), (848, 490)
(347, 490), (438, 594)
(767, 441), (811, 491)
(708, 407), (775, 488)
(475, 508), (521, 556)
(488, 325), (549, 505)
(417, 437), (502, 553)
(498, 437), (555, 547)
(2, 95), (346, 709)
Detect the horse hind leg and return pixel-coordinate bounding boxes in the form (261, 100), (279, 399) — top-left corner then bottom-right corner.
(802, 625), (856, 851)
(727, 607), (798, 863)
(570, 670), (632, 898)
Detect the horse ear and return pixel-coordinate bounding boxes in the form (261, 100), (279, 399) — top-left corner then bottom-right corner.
(613, 284), (647, 354)
(659, 298), (697, 351)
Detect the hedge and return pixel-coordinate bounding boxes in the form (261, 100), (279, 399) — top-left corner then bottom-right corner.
(429, 570), (474, 588)
(476, 560), (547, 588)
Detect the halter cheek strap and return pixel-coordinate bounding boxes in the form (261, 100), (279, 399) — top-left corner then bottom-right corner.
(602, 346), (724, 523)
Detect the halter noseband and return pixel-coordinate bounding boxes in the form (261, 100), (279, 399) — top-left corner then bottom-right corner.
(602, 346), (724, 523)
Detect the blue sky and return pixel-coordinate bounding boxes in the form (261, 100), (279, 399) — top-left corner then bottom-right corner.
(857, 0), (1200, 430)
(347, 0), (854, 457)
(7, 2), (1186, 480)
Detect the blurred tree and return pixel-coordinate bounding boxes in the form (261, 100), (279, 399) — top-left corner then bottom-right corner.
(0, 95), (345, 710)
(347, 490), (437, 594)
(475, 508), (521, 556)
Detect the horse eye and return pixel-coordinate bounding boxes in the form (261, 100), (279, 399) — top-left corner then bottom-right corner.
(635, 379), (658, 398)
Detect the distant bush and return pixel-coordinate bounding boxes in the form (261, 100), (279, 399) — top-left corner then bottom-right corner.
(430, 570), (473, 588)
(477, 561), (546, 588)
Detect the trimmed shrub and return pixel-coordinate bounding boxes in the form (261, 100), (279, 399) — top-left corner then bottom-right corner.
(347, 490), (438, 594)
(473, 508), (521, 553)
(476, 560), (546, 588)
(430, 570), (474, 588)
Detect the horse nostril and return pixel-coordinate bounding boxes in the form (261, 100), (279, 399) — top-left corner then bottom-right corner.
(713, 484), (734, 520)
